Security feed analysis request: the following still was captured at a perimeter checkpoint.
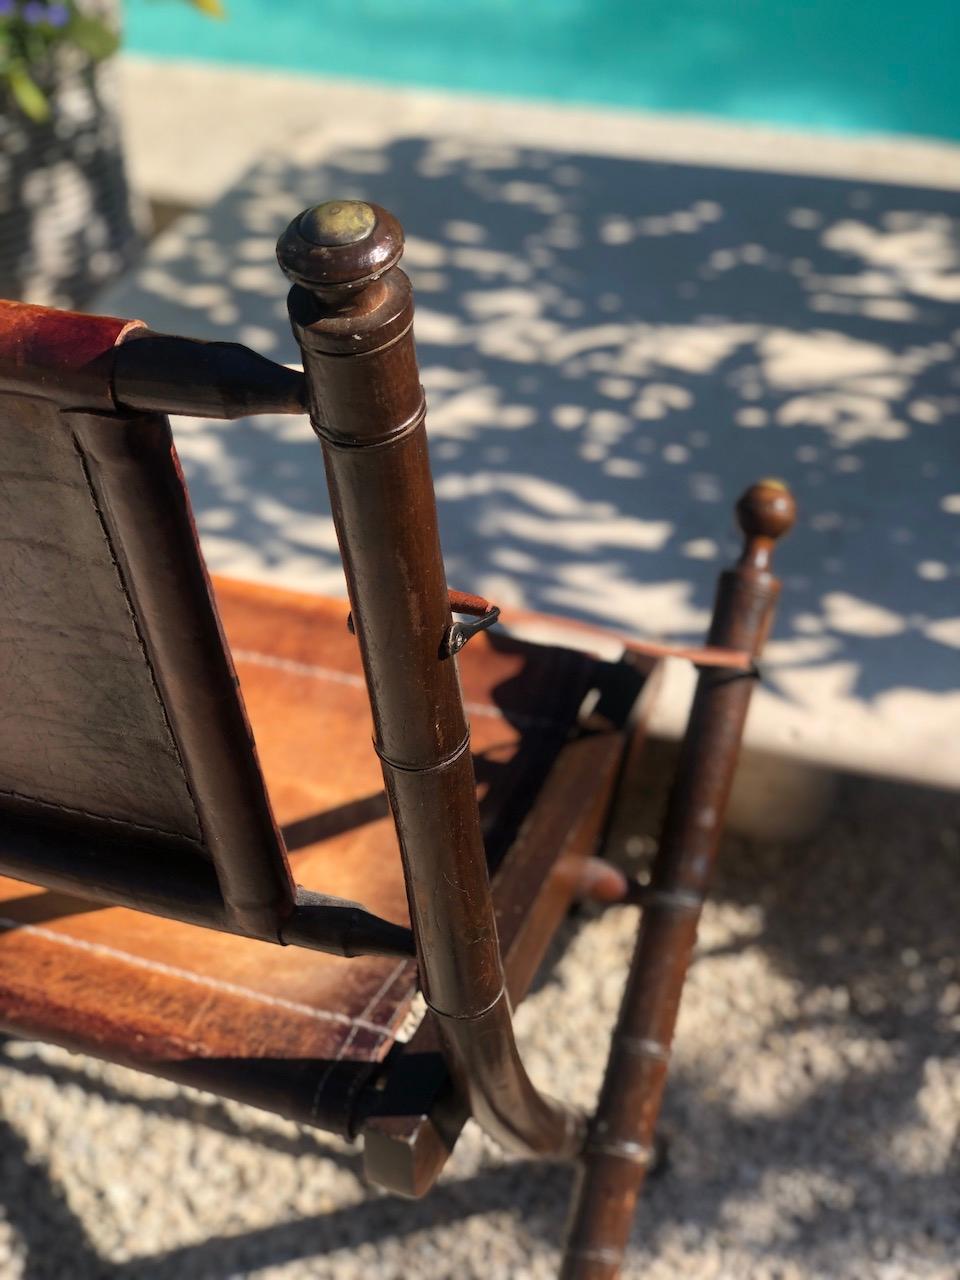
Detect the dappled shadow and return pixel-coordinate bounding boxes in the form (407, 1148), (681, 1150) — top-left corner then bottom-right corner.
(612, 759), (960, 1274)
(16, 134), (947, 1276)
(0, 1074), (568, 1279)
(100, 136), (960, 718)
(0, 1042), (363, 1172)
(1, 772), (956, 1275)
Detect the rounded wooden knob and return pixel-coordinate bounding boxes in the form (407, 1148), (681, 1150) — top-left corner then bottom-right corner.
(276, 200), (404, 295)
(736, 478), (796, 544)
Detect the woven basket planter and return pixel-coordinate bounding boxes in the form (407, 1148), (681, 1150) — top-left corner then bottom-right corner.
(0, 9), (141, 308)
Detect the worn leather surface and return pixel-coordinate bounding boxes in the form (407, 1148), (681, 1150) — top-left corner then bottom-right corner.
(0, 393), (200, 840)
(0, 578), (622, 1131)
(1, 388), (297, 939)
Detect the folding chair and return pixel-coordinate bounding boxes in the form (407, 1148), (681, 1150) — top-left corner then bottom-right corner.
(0, 198), (794, 1277)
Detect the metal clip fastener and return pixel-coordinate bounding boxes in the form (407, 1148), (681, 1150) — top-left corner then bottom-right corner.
(441, 604), (500, 658)
(348, 590), (500, 658)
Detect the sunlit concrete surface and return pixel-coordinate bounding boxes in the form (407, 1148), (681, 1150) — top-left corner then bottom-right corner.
(117, 60), (960, 207)
(103, 59), (960, 792)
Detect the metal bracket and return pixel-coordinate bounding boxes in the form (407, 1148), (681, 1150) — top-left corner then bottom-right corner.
(348, 590), (500, 658)
(441, 605), (501, 658)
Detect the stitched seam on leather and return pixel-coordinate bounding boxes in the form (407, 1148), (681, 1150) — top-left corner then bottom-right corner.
(231, 648), (568, 733)
(0, 915), (397, 1036)
(72, 434), (204, 844)
(0, 787), (204, 846)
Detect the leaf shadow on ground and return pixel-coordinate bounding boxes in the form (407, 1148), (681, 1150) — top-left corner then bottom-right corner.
(1, 772), (956, 1277)
(103, 134), (960, 706)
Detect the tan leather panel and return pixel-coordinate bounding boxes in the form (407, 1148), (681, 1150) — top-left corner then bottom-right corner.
(0, 578), (608, 1128)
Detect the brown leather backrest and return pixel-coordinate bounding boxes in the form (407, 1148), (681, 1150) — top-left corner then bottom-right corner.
(1, 394), (204, 842)
(0, 304), (295, 941)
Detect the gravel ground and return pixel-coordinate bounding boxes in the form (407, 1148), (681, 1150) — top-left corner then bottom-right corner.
(0, 763), (957, 1279)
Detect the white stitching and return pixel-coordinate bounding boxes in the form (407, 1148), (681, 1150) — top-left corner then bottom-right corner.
(232, 649), (367, 691)
(0, 788), (204, 846)
(0, 915), (397, 1038)
(231, 648), (566, 732)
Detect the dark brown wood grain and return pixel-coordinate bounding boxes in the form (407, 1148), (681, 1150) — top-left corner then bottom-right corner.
(362, 727), (648, 1197)
(0, 284), (658, 1182)
(277, 201), (595, 1164)
(561, 481), (796, 1280)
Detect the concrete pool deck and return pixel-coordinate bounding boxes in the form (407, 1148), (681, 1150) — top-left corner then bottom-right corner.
(105, 57), (960, 801)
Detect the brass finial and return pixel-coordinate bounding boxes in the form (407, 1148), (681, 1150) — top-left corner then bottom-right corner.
(298, 200), (377, 247)
(276, 200), (404, 295)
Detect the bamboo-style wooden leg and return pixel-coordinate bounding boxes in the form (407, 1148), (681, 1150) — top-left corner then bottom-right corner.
(276, 200), (582, 1167)
(561, 480), (796, 1280)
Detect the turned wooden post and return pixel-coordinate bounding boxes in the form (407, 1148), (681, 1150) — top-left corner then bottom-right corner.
(561, 480), (796, 1280)
(276, 199), (582, 1161)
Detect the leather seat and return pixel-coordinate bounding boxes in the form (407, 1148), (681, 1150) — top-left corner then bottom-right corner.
(0, 576), (644, 1135)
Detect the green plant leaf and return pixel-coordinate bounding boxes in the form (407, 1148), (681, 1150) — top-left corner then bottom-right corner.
(8, 63), (50, 122)
(189, 0), (226, 17)
(68, 15), (121, 61)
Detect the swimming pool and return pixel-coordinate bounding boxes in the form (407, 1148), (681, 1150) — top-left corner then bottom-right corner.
(127, 0), (960, 142)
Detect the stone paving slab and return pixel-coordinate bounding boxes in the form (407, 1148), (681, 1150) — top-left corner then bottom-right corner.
(103, 61), (960, 789)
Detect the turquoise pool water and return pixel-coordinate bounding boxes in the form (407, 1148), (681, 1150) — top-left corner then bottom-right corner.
(127, 1), (960, 142)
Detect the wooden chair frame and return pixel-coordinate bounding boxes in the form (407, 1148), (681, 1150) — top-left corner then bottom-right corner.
(0, 198), (795, 1278)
